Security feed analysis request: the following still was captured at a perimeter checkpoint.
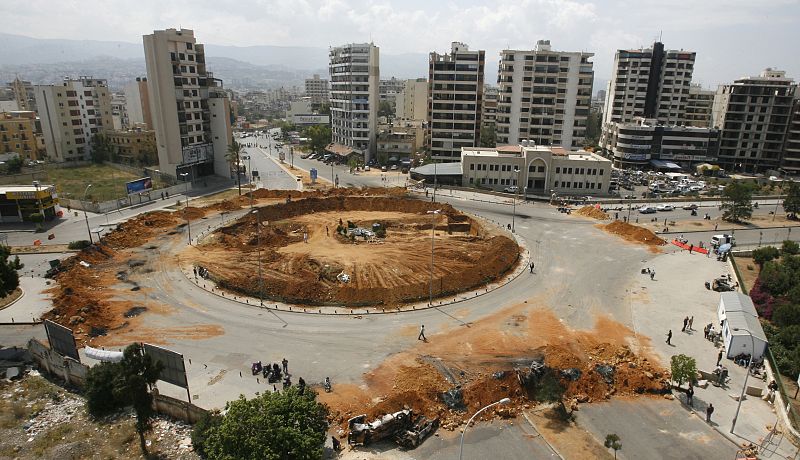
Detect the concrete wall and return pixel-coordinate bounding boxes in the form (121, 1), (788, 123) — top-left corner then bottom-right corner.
(60, 181), (193, 213)
(153, 392), (208, 424)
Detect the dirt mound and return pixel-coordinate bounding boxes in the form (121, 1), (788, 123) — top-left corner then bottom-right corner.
(575, 205), (609, 220)
(601, 221), (666, 247)
(182, 206), (206, 220)
(102, 211), (179, 250)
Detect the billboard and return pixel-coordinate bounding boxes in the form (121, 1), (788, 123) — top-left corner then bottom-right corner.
(43, 320), (80, 362)
(125, 177), (153, 196)
(143, 343), (188, 389)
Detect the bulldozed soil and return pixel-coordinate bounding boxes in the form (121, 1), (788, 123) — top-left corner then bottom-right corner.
(320, 305), (669, 434)
(600, 221), (666, 249)
(188, 196), (520, 306)
(575, 205), (609, 220)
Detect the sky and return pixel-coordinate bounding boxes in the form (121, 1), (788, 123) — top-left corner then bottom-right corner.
(2, 0), (799, 87)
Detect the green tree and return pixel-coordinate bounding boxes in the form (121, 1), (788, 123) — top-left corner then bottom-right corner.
(318, 103), (331, 116)
(783, 183), (800, 219)
(752, 246), (780, 267)
(782, 240), (800, 256)
(604, 433), (622, 459)
(0, 245), (24, 297)
(90, 133), (112, 164)
(378, 100), (394, 118)
(586, 111), (603, 145)
(480, 124), (496, 148)
(85, 361), (124, 417)
(225, 140), (243, 196)
(670, 354), (697, 387)
(113, 343), (163, 455)
(204, 387), (329, 459)
(773, 303), (800, 328)
(720, 182), (753, 222)
(304, 125), (332, 154)
(192, 411), (223, 458)
(5, 156), (23, 174)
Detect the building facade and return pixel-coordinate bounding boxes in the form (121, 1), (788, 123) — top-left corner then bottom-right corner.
(304, 74), (329, 108)
(428, 42), (485, 162)
(602, 42), (695, 130)
(35, 77), (113, 162)
(379, 77), (405, 103)
(111, 92), (128, 130)
(496, 40), (594, 148)
(8, 78), (37, 112)
(482, 85), (498, 129)
(685, 84), (714, 128)
(0, 111), (39, 160)
(0, 185), (59, 222)
(143, 28), (232, 178)
(783, 98), (800, 175)
(329, 43), (380, 164)
(124, 77), (153, 130)
(107, 127), (157, 166)
(601, 118), (719, 169)
(395, 78), (427, 121)
(462, 143), (611, 196)
(711, 69), (796, 173)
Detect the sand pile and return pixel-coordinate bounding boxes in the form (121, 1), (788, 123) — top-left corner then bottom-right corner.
(601, 221), (666, 247)
(102, 211), (179, 250)
(575, 206), (609, 220)
(182, 206), (207, 220)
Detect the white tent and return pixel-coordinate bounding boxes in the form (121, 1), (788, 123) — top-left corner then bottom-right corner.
(722, 311), (768, 359)
(717, 292), (758, 324)
(84, 346), (124, 363)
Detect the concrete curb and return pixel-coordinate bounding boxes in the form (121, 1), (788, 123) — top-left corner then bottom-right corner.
(0, 286), (25, 312)
(520, 409), (566, 460)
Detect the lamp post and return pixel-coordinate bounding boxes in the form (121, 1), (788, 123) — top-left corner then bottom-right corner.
(179, 172), (191, 245)
(251, 209), (263, 306)
(82, 184), (93, 244)
(242, 155), (254, 210)
(730, 327), (756, 434)
(512, 167), (520, 233)
(427, 209), (440, 306)
(459, 398), (511, 460)
(432, 160), (438, 203)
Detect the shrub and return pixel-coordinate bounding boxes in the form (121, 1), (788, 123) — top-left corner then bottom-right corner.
(191, 411), (223, 458)
(781, 240), (799, 255)
(28, 213), (44, 223)
(749, 279), (776, 319)
(67, 240), (91, 250)
(85, 362), (124, 417)
(752, 246), (780, 267)
(772, 303), (800, 328)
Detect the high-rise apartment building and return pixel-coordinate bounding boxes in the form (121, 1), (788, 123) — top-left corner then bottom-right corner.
(143, 28), (232, 178)
(685, 84), (714, 128)
(8, 78), (37, 112)
(124, 77), (153, 130)
(482, 85), (498, 129)
(711, 68), (795, 173)
(111, 93), (128, 130)
(379, 77), (405, 103)
(329, 43), (380, 164)
(783, 98), (800, 175)
(428, 42), (485, 162)
(602, 42), (695, 129)
(304, 74), (329, 108)
(35, 77), (113, 162)
(395, 78), (427, 121)
(496, 40), (594, 148)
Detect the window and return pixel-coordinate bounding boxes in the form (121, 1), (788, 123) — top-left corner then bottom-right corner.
(567, 167), (572, 174)
(469, 177), (474, 184)
(599, 169), (604, 175)
(573, 182), (579, 188)
(538, 166), (545, 173)
(555, 167), (560, 174)
(470, 164), (474, 170)
(554, 181), (559, 187)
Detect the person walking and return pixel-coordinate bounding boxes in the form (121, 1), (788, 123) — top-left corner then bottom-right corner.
(682, 316), (688, 332)
(529, 262), (535, 273)
(650, 270), (655, 280)
(706, 404), (714, 423)
(418, 324), (426, 341)
(688, 316), (694, 331)
(689, 244), (694, 254)
(717, 350), (723, 366)
(331, 436), (341, 451)
(686, 385), (694, 407)
(282, 358), (288, 375)
(666, 329), (672, 345)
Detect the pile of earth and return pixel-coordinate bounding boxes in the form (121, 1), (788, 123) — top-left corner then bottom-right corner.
(575, 205), (609, 220)
(102, 211), (180, 250)
(601, 221), (666, 247)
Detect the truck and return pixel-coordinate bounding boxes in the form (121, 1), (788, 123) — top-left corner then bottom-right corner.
(711, 234), (735, 248)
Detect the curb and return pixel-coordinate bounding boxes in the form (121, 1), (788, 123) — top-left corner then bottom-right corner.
(0, 286), (25, 312)
(520, 409), (565, 460)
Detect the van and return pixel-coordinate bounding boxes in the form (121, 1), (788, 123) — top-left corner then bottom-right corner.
(711, 234), (735, 247)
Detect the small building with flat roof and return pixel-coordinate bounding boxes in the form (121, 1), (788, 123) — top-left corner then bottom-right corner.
(0, 184), (59, 222)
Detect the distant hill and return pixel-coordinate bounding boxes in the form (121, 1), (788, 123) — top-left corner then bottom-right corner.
(0, 33), (429, 87)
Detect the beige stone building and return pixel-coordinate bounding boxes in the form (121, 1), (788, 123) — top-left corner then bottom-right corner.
(395, 78), (427, 121)
(107, 127), (157, 166)
(0, 111), (38, 160)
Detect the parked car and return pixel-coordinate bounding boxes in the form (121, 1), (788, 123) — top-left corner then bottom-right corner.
(390, 164), (398, 170)
(364, 165), (370, 171)
(638, 206), (657, 214)
(682, 203), (699, 210)
(381, 166), (388, 172)
(656, 204), (674, 212)
(503, 186), (519, 193)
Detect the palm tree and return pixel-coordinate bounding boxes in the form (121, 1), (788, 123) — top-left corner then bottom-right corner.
(226, 140), (242, 195)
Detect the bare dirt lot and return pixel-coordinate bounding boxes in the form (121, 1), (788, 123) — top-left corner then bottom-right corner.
(188, 196), (520, 306)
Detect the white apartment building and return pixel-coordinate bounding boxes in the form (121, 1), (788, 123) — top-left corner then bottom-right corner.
(111, 93), (128, 130)
(124, 77), (153, 130)
(304, 74), (329, 107)
(379, 77), (405, 103)
(602, 42), (695, 130)
(711, 69), (796, 173)
(462, 143), (611, 196)
(685, 84), (714, 128)
(482, 85), (498, 128)
(395, 78), (427, 121)
(329, 43), (380, 163)
(496, 40), (594, 148)
(35, 77), (113, 162)
(143, 28), (232, 179)
(428, 42), (485, 162)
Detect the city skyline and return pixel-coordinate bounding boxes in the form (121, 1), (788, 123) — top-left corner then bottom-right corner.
(1, 0), (798, 88)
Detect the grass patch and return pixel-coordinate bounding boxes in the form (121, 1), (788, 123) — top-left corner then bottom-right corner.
(45, 164), (169, 202)
(31, 423), (74, 456)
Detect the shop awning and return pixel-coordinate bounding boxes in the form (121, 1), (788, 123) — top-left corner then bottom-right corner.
(650, 160), (682, 170)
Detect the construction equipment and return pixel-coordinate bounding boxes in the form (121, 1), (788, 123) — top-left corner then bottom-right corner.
(347, 409), (438, 449)
(712, 277), (734, 292)
(395, 415), (439, 449)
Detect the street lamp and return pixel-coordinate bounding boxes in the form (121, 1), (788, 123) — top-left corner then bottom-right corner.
(179, 173), (191, 245)
(459, 398), (511, 460)
(730, 327), (756, 434)
(82, 184), (93, 244)
(241, 155), (254, 210)
(251, 209), (263, 306)
(427, 209), (440, 306)
(512, 167), (520, 233)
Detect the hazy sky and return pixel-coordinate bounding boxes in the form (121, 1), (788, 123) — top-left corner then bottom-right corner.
(2, 0), (799, 87)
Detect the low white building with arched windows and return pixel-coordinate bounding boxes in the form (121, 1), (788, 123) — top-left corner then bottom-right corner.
(461, 142), (612, 197)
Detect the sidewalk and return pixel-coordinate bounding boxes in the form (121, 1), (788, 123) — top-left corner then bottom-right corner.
(631, 247), (798, 458)
(0, 276), (52, 323)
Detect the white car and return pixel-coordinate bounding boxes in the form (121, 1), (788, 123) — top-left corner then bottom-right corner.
(656, 204), (674, 211)
(682, 203), (699, 210)
(638, 206), (657, 214)
(503, 186), (519, 193)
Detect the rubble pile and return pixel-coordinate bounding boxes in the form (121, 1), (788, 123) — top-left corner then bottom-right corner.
(601, 221), (666, 247)
(575, 206), (609, 220)
(103, 211), (179, 249)
(181, 206), (207, 220)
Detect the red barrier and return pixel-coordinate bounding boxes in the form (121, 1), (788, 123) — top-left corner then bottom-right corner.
(672, 239), (709, 254)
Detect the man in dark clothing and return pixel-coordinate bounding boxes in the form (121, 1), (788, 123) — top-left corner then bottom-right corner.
(682, 316), (688, 332)
(717, 350), (723, 366)
(529, 262), (535, 273)
(686, 386), (694, 407)
(666, 330), (672, 345)
(706, 404), (714, 423)
(418, 324), (426, 341)
(331, 436), (341, 451)
(282, 358), (288, 374)
(298, 377), (306, 395)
